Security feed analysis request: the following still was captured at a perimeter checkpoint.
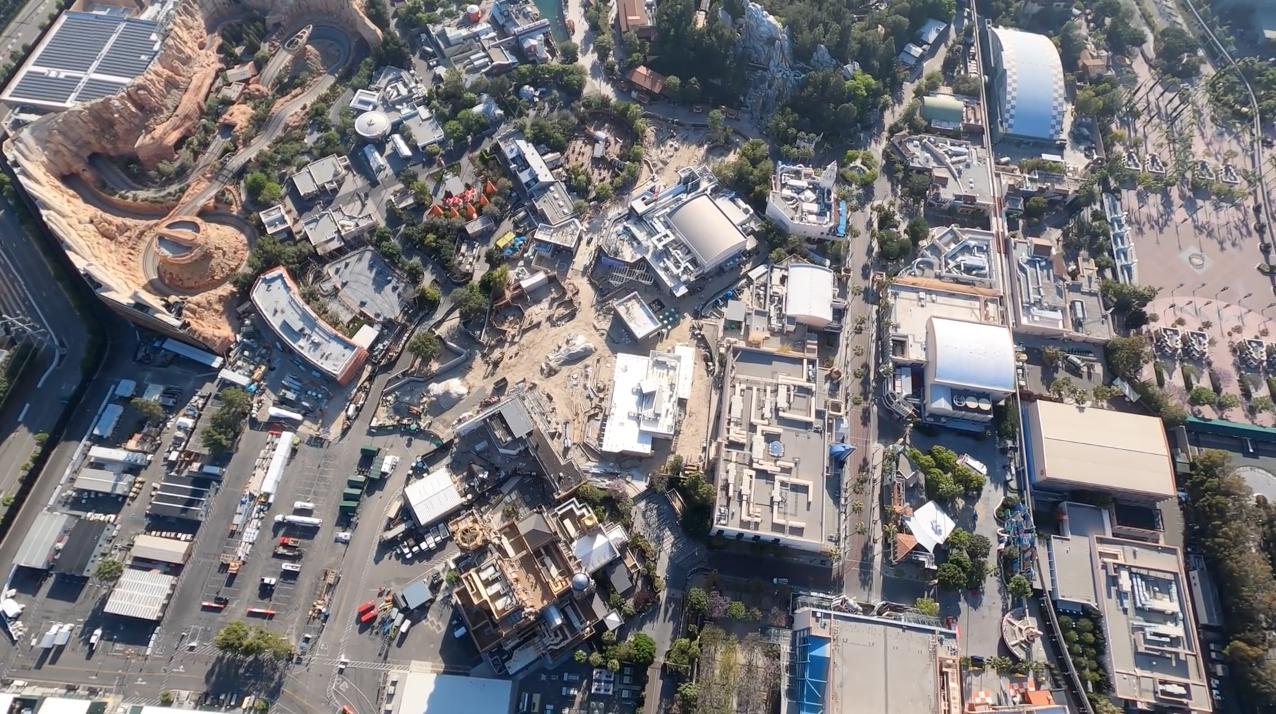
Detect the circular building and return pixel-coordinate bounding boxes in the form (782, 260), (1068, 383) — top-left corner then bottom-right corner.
(987, 27), (1066, 142)
(355, 110), (391, 141)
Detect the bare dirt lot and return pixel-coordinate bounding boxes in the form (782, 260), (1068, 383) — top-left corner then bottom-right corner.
(564, 114), (637, 188)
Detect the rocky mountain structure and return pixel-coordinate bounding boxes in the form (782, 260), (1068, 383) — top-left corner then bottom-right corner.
(3, 0), (380, 351)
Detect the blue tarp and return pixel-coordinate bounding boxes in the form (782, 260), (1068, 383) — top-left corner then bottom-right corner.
(829, 443), (856, 462)
(836, 200), (848, 237)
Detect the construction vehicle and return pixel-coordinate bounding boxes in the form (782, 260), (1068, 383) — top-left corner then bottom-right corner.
(279, 537), (302, 547)
(274, 545), (303, 557)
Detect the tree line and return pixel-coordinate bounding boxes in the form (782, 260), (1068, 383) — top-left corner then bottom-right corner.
(1184, 450), (1276, 704)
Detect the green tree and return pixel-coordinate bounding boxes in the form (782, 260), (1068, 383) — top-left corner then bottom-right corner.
(946, 527), (972, 552)
(455, 282), (489, 321)
(1007, 573), (1033, 600)
(1156, 26), (1201, 77)
(936, 562), (966, 590)
(559, 40), (579, 63)
(159, 691), (174, 706)
(726, 600), (747, 619)
(94, 559), (123, 583)
(629, 633), (657, 666)
(131, 397), (165, 422)
(574, 649), (588, 663)
(214, 620), (251, 655)
(589, 652), (604, 667)
(203, 386), (252, 452)
(1024, 196), (1049, 218)
(418, 283), (441, 307)
(967, 535), (992, 561)
(664, 75), (682, 101)
(677, 682), (698, 707)
(914, 597), (940, 617)
(408, 331), (441, 363)
(479, 264), (510, 298)
(685, 587), (709, 616)
(1218, 393), (1241, 410)
(1104, 334), (1151, 379)
(905, 216), (929, 246)
(1189, 386), (1218, 407)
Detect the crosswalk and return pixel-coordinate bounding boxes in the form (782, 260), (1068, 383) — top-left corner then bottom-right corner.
(314, 657), (398, 672)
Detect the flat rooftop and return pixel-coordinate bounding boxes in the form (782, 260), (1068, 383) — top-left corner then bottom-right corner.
(601, 350), (690, 455)
(291, 155), (348, 197)
(250, 267), (366, 384)
(1010, 234), (1112, 339)
(1, 11), (161, 110)
(613, 292), (661, 340)
(533, 181), (577, 226)
(899, 226), (999, 290)
(886, 279), (1002, 362)
(1046, 532), (1212, 712)
(792, 608), (960, 714)
(714, 348), (832, 547)
(892, 134), (995, 208)
(1026, 400), (1175, 500)
(768, 162), (840, 232)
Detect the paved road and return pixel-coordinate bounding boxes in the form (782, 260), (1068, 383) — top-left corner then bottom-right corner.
(0, 0), (57, 64)
(0, 202), (89, 506)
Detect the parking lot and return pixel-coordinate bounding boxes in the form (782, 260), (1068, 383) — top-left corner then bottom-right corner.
(0, 356), (216, 685)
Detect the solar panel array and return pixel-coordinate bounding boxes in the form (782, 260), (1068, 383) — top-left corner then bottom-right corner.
(97, 21), (158, 78)
(78, 77), (127, 101)
(2, 12), (161, 107)
(8, 73), (80, 104)
(29, 13), (117, 73)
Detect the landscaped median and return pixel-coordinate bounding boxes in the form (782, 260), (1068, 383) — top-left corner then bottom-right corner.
(0, 342), (33, 411)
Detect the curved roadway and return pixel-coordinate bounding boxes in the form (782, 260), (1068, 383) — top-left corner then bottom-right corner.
(174, 23), (354, 215)
(72, 22), (357, 295)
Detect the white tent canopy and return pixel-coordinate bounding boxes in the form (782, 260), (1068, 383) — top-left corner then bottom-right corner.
(905, 500), (956, 554)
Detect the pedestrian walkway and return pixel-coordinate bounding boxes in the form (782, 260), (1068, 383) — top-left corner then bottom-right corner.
(633, 494), (705, 568)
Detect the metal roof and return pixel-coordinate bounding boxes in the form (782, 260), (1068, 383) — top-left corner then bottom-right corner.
(927, 317), (1015, 393)
(103, 569), (176, 620)
(52, 519), (109, 577)
(990, 27), (1066, 141)
(15, 511), (73, 570)
(0, 12), (160, 110)
(666, 195), (747, 270)
(130, 534), (191, 564)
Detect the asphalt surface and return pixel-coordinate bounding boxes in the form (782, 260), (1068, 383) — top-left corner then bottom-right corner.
(0, 200), (89, 511)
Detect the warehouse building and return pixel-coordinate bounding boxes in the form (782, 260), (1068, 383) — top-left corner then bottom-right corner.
(389, 670), (512, 714)
(0, 10), (163, 111)
(404, 467), (467, 527)
(765, 162), (846, 241)
(600, 346), (695, 456)
(987, 27), (1067, 143)
(602, 166), (753, 297)
(129, 534), (191, 566)
(72, 467), (134, 496)
(711, 347), (835, 553)
(14, 511), (75, 571)
(1024, 400), (1176, 506)
(786, 608), (960, 714)
(104, 569), (176, 620)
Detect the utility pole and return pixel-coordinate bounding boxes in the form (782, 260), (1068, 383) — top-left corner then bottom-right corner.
(0, 313), (49, 348)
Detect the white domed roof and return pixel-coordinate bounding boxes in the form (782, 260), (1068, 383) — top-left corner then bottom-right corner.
(355, 110), (391, 139)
